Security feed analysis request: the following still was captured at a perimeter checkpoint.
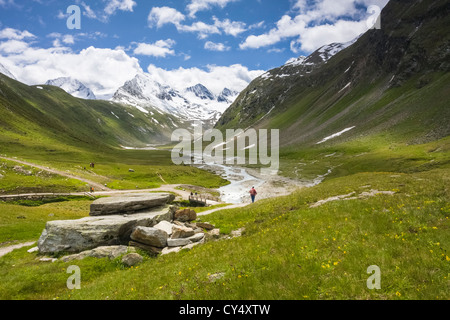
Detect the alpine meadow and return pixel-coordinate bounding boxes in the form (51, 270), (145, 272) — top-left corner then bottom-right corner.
(0, 0), (448, 307)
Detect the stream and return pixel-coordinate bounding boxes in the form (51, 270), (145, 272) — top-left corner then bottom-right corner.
(204, 163), (265, 204)
(193, 152), (265, 204)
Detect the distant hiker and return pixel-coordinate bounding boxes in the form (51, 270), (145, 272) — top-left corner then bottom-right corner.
(90, 162), (95, 168)
(250, 187), (258, 203)
(90, 187), (94, 193)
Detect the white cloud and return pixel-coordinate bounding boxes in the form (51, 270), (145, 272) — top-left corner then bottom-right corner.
(0, 39), (29, 54)
(133, 39), (176, 58)
(73, 0), (137, 22)
(177, 21), (221, 39)
(187, 0), (240, 18)
(80, 2), (98, 19)
(146, 63), (264, 96)
(212, 17), (247, 36)
(0, 32), (143, 99)
(204, 41), (230, 52)
(148, 6), (185, 28)
(0, 28), (35, 40)
(147, 7), (247, 40)
(104, 0), (136, 15)
(62, 35), (75, 45)
(240, 0), (389, 53)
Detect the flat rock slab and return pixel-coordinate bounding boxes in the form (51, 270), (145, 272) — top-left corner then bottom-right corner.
(90, 193), (175, 216)
(38, 206), (175, 255)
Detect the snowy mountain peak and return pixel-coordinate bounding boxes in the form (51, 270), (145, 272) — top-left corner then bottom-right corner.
(258, 36), (361, 83)
(217, 88), (239, 103)
(0, 63), (16, 80)
(45, 77), (96, 100)
(112, 73), (240, 125)
(185, 84), (215, 101)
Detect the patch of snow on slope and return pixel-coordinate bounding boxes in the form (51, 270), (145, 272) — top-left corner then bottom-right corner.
(317, 127), (356, 144)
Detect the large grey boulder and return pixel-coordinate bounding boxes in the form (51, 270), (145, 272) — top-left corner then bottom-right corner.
(38, 206), (175, 255)
(90, 193), (175, 216)
(130, 226), (168, 248)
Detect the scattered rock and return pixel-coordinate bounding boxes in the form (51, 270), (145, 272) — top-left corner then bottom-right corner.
(128, 241), (162, 256)
(27, 247), (39, 253)
(188, 233), (205, 243)
(154, 221), (174, 236)
(161, 247), (182, 256)
(121, 253), (143, 267)
(310, 190), (396, 208)
(171, 225), (195, 239)
(167, 238), (192, 247)
(0, 173), (4, 179)
(61, 246), (130, 262)
(128, 169), (135, 173)
(196, 222), (215, 231)
(131, 226), (168, 248)
(13, 165), (32, 176)
(183, 242), (202, 251)
(90, 193), (175, 216)
(208, 272), (225, 282)
(174, 208), (197, 222)
(207, 229), (220, 239)
(39, 257), (57, 263)
(231, 228), (245, 238)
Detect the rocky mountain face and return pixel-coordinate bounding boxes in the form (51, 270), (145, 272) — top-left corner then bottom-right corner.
(112, 73), (239, 127)
(45, 77), (96, 100)
(216, 0), (450, 147)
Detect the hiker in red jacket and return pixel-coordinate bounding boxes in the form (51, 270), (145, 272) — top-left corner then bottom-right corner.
(250, 187), (257, 203)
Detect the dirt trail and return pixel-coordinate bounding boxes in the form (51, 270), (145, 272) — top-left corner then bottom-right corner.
(0, 156), (110, 191)
(0, 241), (35, 258)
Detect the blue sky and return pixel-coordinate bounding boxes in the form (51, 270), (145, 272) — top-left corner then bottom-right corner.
(0, 0), (389, 98)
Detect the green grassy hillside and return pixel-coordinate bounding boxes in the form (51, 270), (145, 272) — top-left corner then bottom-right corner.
(216, 0), (450, 149)
(0, 75), (229, 194)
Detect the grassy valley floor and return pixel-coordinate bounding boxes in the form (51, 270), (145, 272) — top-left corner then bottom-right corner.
(0, 136), (448, 300)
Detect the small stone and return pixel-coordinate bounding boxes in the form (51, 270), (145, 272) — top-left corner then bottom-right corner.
(174, 209), (197, 222)
(161, 247), (182, 256)
(131, 226), (168, 248)
(39, 257), (57, 263)
(172, 225), (195, 239)
(208, 272), (225, 282)
(167, 238), (192, 247)
(188, 233), (205, 243)
(205, 229), (221, 242)
(196, 222), (215, 231)
(231, 228), (245, 238)
(154, 221), (174, 236)
(121, 253), (143, 267)
(27, 247), (39, 253)
(182, 242), (201, 251)
(128, 241), (162, 256)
